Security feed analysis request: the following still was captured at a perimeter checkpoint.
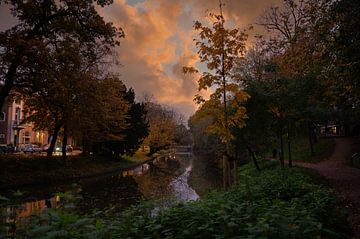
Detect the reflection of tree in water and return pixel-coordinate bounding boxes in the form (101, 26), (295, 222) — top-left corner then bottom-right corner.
(1, 196), (62, 237)
(77, 158), (187, 213)
(135, 160), (182, 200)
(76, 175), (142, 214)
(188, 155), (222, 197)
(0, 154), (196, 230)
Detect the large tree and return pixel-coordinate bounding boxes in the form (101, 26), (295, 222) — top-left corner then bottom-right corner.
(254, 0), (333, 166)
(75, 77), (130, 157)
(183, 2), (248, 188)
(102, 87), (149, 157)
(143, 102), (178, 155)
(0, 0), (123, 109)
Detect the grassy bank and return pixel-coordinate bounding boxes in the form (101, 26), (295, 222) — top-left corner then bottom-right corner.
(0, 152), (150, 190)
(268, 136), (335, 163)
(286, 137), (335, 162)
(11, 160), (349, 239)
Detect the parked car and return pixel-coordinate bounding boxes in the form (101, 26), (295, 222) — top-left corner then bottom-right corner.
(23, 144), (41, 153)
(0, 144), (9, 153)
(0, 144), (14, 153)
(41, 144), (50, 152)
(72, 146), (83, 151)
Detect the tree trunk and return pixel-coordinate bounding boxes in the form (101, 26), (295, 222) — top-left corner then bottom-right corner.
(0, 82), (12, 112)
(233, 160), (238, 185)
(223, 154), (228, 189)
(0, 59), (21, 110)
(219, 3), (230, 189)
(247, 146), (260, 172)
(344, 124), (350, 136)
(279, 125), (285, 174)
(62, 125), (68, 162)
(287, 123), (292, 168)
(325, 120), (328, 134)
(47, 123), (62, 157)
(308, 122), (315, 156)
(227, 161), (232, 186)
(312, 124), (318, 144)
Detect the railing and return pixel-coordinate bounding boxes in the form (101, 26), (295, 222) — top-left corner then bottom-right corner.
(12, 120), (28, 128)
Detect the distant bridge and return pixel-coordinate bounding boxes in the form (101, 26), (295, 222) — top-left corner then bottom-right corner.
(174, 145), (193, 155)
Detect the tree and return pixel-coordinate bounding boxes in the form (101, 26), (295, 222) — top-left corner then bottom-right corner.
(105, 88), (149, 156)
(183, 2), (248, 188)
(174, 124), (192, 146)
(0, 0), (123, 110)
(188, 100), (222, 154)
(320, 0), (360, 134)
(255, 0), (333, 166)
(22, 39), (89, 158)
(77, 77), (130, 157)
(23, 68), (130, 160)
(143, 102), (178, 155)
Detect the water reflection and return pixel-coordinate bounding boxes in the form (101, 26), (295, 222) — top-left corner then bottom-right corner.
(170, 161), (199, 201)
(5, 196), (60, 220)
(1, 153), (221, 236)
(1, 196), (61, 237)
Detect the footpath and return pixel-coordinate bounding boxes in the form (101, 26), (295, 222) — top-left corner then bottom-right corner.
(296, 138), (360, 238)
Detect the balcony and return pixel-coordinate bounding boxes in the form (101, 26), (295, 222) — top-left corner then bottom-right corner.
(12, 120), (25, 130)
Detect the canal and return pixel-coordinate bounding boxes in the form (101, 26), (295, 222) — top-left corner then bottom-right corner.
(0, 153), (221, 236)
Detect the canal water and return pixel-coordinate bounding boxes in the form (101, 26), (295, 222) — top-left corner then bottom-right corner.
(0, 153), (221, 236)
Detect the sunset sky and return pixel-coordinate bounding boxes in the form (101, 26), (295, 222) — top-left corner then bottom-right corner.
(0, 0), (281, 120)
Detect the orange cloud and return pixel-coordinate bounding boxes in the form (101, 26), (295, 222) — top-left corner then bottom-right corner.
(99, 0), (281, 120)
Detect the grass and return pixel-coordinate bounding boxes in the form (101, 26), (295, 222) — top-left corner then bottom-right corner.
(124, 147), (151, 163)
(268, 136), (335, 163)
(0, 151), (149, 189)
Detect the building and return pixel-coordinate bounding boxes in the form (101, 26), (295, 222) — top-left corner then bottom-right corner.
(0, 99), (48, 149)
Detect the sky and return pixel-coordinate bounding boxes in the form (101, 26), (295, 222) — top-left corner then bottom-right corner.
(0, 0), (281, 120)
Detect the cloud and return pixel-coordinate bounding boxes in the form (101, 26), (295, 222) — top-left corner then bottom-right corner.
(0, 0), (284, 122)
(0, 4), (18, 31)
(0, 0), (282, 120)
(98, 0), (281, 120)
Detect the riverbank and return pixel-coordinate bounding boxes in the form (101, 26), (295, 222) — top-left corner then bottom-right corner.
(12, 160), (350, 238)
(0, 152), (151, 190)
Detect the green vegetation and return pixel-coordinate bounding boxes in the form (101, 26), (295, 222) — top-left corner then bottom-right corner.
(5, 161), (348, 238)
(285, 137), (335, 163)
(267, 137), (336, 163)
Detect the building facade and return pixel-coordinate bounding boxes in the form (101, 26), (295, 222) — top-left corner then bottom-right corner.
(0, 99), (48, 149)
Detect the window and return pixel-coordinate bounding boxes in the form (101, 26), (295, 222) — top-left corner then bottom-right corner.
(0, 134), (5, 139)
(15, 107), (20, 124)
(0, 112), (5, 121)
(23, 131), (30, 144)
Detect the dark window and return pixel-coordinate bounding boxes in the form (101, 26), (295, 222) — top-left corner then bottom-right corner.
(0, 112), (5, 121)
(15, 107), (20, 123)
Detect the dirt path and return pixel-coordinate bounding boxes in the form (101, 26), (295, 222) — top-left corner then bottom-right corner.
(296, 137), (360, 238)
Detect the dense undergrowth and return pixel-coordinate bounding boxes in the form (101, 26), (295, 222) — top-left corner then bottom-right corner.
(3, 161), (349, 238)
